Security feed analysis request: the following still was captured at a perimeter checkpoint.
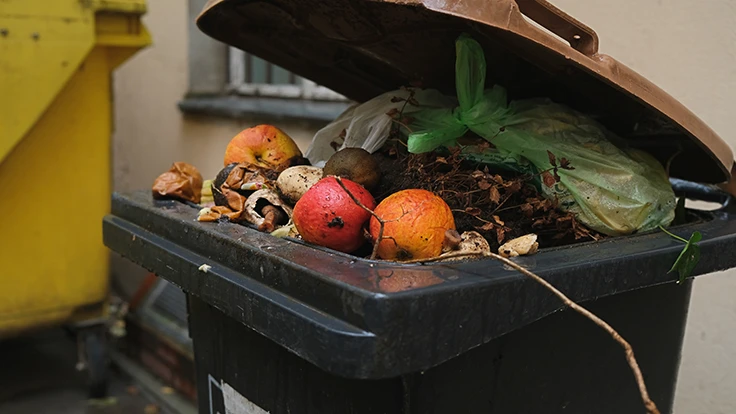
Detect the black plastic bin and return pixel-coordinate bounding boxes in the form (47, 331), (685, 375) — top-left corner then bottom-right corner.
(106, 0), (736, 412)
(105, 181), (736, 413)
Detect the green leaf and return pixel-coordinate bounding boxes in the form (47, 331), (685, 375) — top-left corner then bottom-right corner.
(666, 231), (702, 284)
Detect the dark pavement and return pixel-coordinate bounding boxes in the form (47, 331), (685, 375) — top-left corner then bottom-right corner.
(0, 328), (160, 414)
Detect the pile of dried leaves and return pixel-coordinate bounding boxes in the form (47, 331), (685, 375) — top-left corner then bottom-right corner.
(373, 140), (602, 251)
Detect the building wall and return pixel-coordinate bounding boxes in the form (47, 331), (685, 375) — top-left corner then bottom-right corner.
(111, 0), (736, 412)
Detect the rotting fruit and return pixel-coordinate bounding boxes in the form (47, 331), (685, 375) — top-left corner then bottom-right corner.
(292, 177), (376, 254)
(224, 125), (305, 171)
(369, 189), (455, 260)
(322, 147), (381, 191)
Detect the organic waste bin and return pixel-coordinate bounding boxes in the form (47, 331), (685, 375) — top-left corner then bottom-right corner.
(104, 0), (736, 413)
(0, 0), (150, 396)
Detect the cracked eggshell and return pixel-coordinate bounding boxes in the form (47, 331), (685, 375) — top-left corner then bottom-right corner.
(276, 165), (324, 204)
(498, 234), (539, 258)
(243, 189), (293, 229)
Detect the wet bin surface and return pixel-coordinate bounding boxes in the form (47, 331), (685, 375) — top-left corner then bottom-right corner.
(104, 185), (736, 381)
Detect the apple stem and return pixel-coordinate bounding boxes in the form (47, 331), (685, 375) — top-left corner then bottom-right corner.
(398, 250), (660, 414)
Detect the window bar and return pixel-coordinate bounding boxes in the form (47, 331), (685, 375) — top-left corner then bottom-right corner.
(228, 47), (246, 88)
(245, 53), (252, 84)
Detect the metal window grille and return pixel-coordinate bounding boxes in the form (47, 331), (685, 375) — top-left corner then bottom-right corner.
(228, 47), (348, 101)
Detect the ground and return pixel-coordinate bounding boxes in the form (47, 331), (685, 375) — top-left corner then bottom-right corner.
(0, 328), (161, 414)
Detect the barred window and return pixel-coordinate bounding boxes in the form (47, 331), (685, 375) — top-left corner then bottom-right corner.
(228, 47), (348, 101)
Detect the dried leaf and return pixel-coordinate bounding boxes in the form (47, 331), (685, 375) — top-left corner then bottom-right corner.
(556, 214), (573, 223)
(339, 128), (347, 139)
(471, 170), (485, 179)
(400, 116), (415, 125)
(407, 97), (420, 106)
(465, 207), (482, 216)
(542, 171), (556, 188)
(559, 157), (574, 170)
(330, 140), (341, 151)
(388, 146), (398, 157)
(504, 180), (522, 194)
(478, 180), (492, 190)
(152, 162), (204, 203)
(492, 174), (504, 185)
(390, 96), (404, 103)
(386, 108), (400, 117)
(476, 222), (495, 231)
(489, 186), (501, 204)
(547, 150), (557, 167)
(520, 203), (534, 217)
(436, 157), (448, 164)
(553, 169), (561, 182)
(492, 215), (504, 226)
(495, 227), (506, 244)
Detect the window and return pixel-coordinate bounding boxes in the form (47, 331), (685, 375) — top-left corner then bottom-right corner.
(182, 0), (352, 121)
(227, 47), (347, 102)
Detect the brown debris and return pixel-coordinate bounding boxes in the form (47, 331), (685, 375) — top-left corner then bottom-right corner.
(373, 141), (603, 251)
(152, 162), (203, 203)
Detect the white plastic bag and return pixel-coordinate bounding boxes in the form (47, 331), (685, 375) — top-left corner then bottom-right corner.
(305, 88), (455, 167)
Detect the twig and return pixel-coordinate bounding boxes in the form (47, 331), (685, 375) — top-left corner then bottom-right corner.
(334, 176), (384, 260)
(399, 250), (660, 414)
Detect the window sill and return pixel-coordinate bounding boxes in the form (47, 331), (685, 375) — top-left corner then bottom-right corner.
(178, 95), (353, 123)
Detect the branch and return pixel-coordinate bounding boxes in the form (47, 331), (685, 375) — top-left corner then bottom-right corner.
(399, 250), (660, 414)
(334, 176), (384, 260)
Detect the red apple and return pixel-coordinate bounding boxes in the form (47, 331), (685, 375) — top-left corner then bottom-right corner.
(224, 125), (303, 171)
(292, 177), (376, 253)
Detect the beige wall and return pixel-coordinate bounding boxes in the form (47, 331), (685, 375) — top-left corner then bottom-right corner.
(112, 0), (736, 412)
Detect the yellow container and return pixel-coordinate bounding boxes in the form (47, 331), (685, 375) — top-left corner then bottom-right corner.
(0, 0), (151, 338)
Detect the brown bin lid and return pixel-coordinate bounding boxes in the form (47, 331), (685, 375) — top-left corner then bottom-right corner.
(196, 0), (733, 184)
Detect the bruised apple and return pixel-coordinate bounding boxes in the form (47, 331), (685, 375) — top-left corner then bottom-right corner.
(292, 177), (375, 253)
(369, 189), (455, 260)
(224, 125), (304, 171)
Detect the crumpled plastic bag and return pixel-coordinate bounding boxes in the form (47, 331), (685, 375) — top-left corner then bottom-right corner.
(304, 88), (456, 166)
(152, 162), (203, 204)
(405, 34), (675, 236)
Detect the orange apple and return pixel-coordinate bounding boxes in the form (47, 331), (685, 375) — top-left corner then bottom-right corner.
(369, 189), (455, 260)
(224, 125), (303, 171)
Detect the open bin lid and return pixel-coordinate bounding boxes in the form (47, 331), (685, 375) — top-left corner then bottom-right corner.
(196, 0), (732, 184)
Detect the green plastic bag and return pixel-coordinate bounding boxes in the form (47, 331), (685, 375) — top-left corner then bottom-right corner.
(406, 34), (675, 236)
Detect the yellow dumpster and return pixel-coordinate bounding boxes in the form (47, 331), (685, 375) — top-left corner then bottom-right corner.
(0, 0), (150, 396)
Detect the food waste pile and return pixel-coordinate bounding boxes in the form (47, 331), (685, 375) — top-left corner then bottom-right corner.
(152, 123), (597, 263)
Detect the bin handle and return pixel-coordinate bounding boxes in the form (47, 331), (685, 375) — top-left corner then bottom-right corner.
(669, 178), (736, 214)
(515, 0), (599, 56)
